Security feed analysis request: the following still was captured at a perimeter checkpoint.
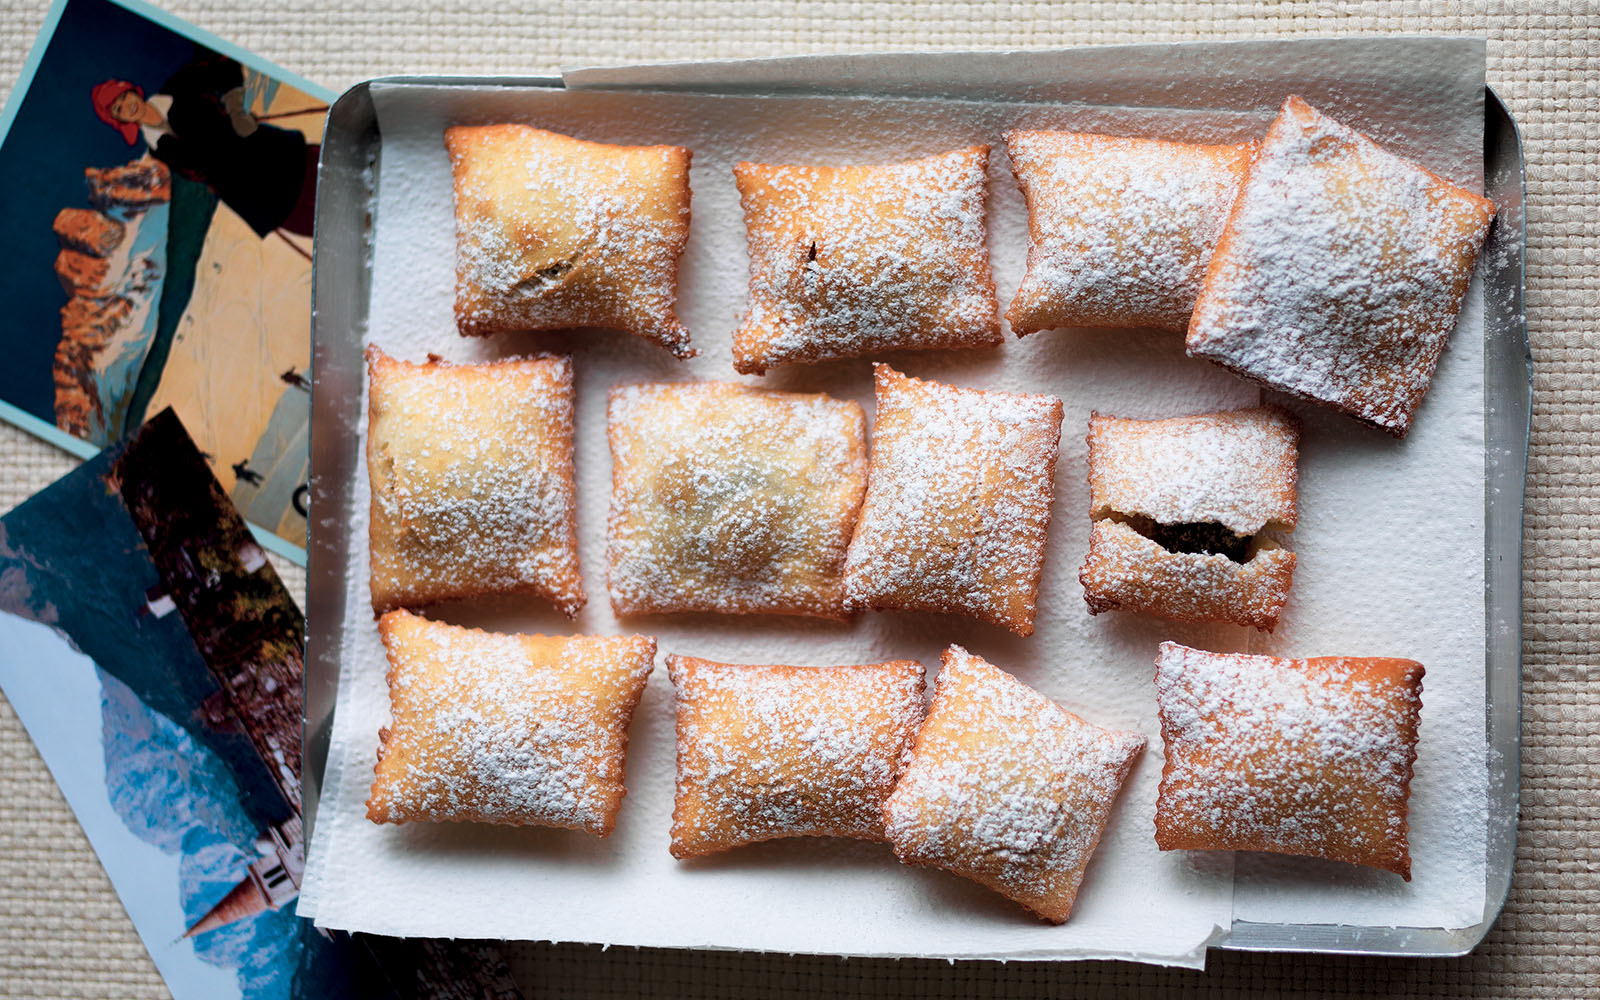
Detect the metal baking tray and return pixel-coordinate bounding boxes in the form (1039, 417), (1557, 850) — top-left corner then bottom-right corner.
(303, 58), (1528, 959)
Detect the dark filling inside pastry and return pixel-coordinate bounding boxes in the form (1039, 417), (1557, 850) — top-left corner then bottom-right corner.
(1120, 515), (1252, 563)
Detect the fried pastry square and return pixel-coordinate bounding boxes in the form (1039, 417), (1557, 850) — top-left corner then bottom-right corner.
(731, 146), (1002, 374)
(666, 654), (926, 858)
(1080, 406), (1300, 631)
(1005, 130), (1253, 334)
(607, 381), (868, 618)
(1154, 641), (1424, 879)
(445, 124), (694, 357)
(1187, 96), (1495, 436)
(883, 646), (1146, 924)
(366, 610), (656, 834)
(366, 347), (584, 617)
(843, 364), (1063, 636)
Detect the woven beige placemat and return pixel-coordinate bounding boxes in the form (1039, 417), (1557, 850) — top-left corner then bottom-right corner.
(1, 2), (1594, 997)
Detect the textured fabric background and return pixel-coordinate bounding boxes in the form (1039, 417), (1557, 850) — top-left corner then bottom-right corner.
(0, 2), (1594, 997)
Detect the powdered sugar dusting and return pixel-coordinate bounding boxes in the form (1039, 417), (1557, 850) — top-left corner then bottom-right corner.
(1154, 642), (1424, 878)
(1186, 96), (1494, 436)
(1006, 131), (1251, 334)
(1080, 408), (1300, 630)
(883, 646), (1146, 923)
(732, 146), (1001, 373)
(608, 381), (868, 618)
(312, 63), (1491, 951)
(366, 348), (585, 616)
(843, 365), (1062, 636)
(667, 655), (925, 857)
(1087, 407), (1299, 536)
(367, 610), (655, 834)
(447, 124), (694, 357)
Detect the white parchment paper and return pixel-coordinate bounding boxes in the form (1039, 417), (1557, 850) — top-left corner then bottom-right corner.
(302, 40), (1488, 963)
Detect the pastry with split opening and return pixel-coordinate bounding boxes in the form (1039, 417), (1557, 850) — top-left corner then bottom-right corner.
(1079, 405), (1300, 632)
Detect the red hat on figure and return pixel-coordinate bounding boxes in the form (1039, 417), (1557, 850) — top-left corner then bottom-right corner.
(91, 80), (143, 145)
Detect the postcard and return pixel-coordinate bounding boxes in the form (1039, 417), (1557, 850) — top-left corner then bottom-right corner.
(0, 0), (335, 563)
(0, 407), (522, 999)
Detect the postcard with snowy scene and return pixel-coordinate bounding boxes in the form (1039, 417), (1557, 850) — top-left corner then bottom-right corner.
(0, 0), (334, 563)
(0, 408), (524, 1000)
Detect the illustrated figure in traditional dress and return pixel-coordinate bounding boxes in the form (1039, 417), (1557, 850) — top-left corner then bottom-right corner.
(90, 53), (319, 244)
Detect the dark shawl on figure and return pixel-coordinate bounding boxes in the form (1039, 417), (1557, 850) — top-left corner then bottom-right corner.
(152, 55), (307, 238)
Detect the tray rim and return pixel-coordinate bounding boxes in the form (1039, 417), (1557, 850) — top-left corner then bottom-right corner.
(303, 61), (1529, 961)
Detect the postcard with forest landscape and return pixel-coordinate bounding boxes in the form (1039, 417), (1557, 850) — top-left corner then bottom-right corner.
(0, 409), (523, 999)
